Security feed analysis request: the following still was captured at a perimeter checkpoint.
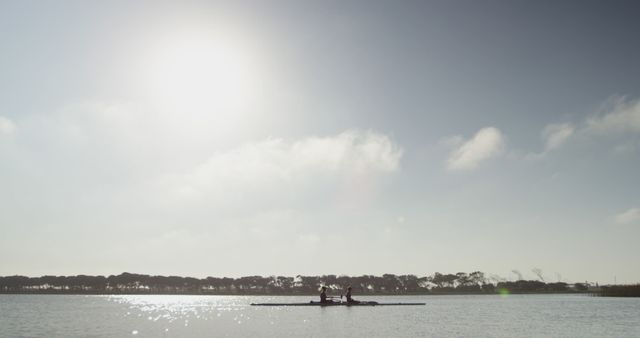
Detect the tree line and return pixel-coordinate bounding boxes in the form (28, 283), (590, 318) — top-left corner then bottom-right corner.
(598, 284), (640, 297)
(0, 271), (584, 295)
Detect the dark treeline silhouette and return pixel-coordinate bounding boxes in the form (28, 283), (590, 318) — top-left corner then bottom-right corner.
(0, 271), (586, 295)
(599, 284), (640, 297)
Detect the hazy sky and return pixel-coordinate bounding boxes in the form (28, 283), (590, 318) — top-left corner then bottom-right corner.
(1, 1), (639, 283)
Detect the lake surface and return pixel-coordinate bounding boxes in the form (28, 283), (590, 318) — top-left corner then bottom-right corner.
(1, 294), (639, 337)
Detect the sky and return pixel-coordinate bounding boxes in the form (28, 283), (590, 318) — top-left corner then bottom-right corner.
(1, 0), (639, 284)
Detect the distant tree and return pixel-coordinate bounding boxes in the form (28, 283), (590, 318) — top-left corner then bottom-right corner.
(417, 276), (432, 291)
(381, 274), (401, 293)
(319, 275), (338, 291)
(431, 273), (446, 288)
(0, 270), (587, 296)
(481, 283), (495, 293)
(220, 277), (234, 292)
(455, 272), (470, 287)
(297, 276), (320, 293)
(573, 283), (588, 291)
(469, 271), (486, 286)
(546, 282), (568, 292)
(274, 276), (294, 292)
(399, 275), (420, 293)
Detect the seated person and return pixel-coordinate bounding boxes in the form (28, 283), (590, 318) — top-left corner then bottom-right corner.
(345, 286), (360, 304)
(320, 286), (333, 303)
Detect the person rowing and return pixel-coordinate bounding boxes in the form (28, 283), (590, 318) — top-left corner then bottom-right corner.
(345, 285), (360, 304)
(320, 286), (328, 303)
(320, 286), (335, 304)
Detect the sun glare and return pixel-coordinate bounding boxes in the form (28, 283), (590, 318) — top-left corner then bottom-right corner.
(144, 34), (258, 115)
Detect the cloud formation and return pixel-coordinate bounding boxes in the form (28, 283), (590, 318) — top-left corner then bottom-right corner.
(538, 97), (640, 154)
(586, 98), (640, 135)
(614, 207), (640, 225)
(446, 127), (505, 170)
(1, 99), (403, 235)
(156, 129), (403, 212)
(542, 123), (575, 151)
(181, 129), (401, 186)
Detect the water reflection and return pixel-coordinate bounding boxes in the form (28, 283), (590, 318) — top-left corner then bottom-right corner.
(2, 294), (639, 337)
(105, 295), (254, 335)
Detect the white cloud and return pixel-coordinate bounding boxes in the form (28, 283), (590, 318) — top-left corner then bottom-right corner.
(586, 98), (640, 135)
(532, 97), (640, 154)
(614, 208), (640, 225)
(0, 116), (16, 135)
(190, 129), (401, 181)
(542, 123), (574, 151)
(2, 99), (403, 235)
(155, 129), (403, 212)
(446, 127), (505, 170)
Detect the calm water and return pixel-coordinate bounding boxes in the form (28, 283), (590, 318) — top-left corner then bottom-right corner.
(1, 294), (639, 337)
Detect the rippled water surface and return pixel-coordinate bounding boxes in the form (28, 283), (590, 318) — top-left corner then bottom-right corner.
(1, 294), (639, 337)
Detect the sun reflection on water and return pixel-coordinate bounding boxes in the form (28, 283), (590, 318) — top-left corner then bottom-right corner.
(104, 295), (254, 335)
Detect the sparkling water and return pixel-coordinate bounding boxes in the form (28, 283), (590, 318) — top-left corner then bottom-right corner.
(1, 294), (639, 337)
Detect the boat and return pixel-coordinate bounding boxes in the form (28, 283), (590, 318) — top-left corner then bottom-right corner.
(250, 301), (425, 306)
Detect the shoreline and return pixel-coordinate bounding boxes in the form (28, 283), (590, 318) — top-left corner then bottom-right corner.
(0, 290), (592, 296)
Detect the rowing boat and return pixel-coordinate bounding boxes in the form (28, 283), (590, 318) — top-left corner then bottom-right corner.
(250, 301), (425, 306)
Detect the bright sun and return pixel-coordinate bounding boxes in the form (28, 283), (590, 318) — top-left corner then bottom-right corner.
(144, 33), (258, 115)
